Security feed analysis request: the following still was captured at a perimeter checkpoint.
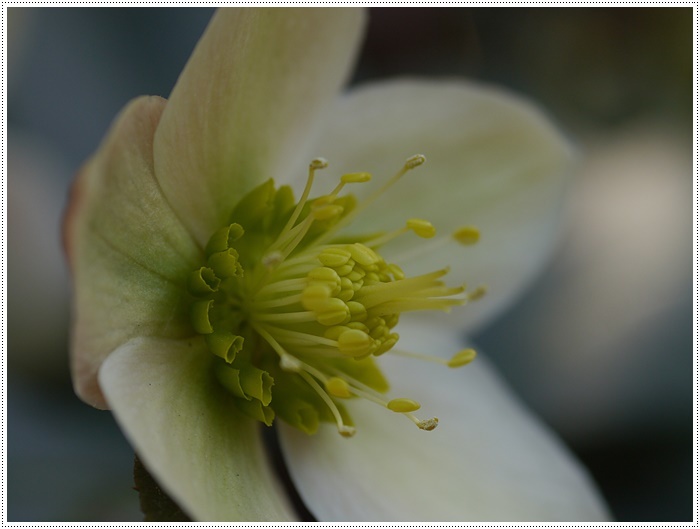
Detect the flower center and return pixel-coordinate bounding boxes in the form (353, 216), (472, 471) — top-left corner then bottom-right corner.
(187, 156), (483, 437)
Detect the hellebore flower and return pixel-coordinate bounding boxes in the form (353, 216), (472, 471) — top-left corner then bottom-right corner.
(65, 8), (610, 522)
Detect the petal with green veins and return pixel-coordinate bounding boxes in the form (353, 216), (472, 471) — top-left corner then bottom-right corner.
(310, 80), (574, 333)
(99, 336), (297, 521)
(153, 8), (366, 245)
(65, 96), (201, 409)
(278, 323), (610, 522)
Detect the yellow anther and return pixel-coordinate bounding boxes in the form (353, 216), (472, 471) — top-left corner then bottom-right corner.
(326, 377), (352, 398)
(312, 194), (334, 207)
(346, 321), (370, 333)
(405, 154), (426, 169)
(308, 267), (341, 288)
(468, 285), (488, 301)
(346, 301), (368, 322)
(346, 267), (365, 281)
(387, 398), (421, 413)
(335, 263), (354, 276)
(374, 334), (398, 356)
(312, 204), (344, 220)
(447, 348), (477, 368)
(324, 325), (351, 340)
(387, 263), (405, 280)
(341, 172), (372, 184)
(310, 158), (329, 169)
(348, 243), (379, 267)
(318, 247), (352, 267)
(406, 218), (436, 239)
(338, 277), (355, 301)
(315, 298), (351, 326)
(453, 225), (481, 245)
(301, 284), (331, 311)
(337, 329), (373, 357)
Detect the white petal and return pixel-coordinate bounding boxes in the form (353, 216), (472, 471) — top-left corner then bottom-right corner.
(310, 80), (573, 331)
(153, 8), (366, 244)
(100, 336), (297, 521)
(279, 323), (610, 521)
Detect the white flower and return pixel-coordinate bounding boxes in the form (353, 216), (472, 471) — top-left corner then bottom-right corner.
(66, 8), (610, 521)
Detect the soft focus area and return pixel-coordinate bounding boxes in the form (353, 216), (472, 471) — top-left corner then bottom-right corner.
(7, 7), (692, 521)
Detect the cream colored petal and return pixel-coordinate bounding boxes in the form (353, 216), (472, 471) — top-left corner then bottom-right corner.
(279, 323), (610, 521)
(153, 8), (366, 244)
(66, 96), (201, 409)
(99, 336), (297, 521)
(310, 80), (573, 331)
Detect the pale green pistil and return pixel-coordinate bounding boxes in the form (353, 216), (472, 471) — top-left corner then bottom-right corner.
(187, 156), (480, 436)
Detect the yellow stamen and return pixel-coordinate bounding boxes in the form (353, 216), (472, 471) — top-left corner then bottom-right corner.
(316, 154), (427, 245)
(387, 398), (421, 413)
(280, 157), (328, 236)
(447, 348), (477, 367)
(389, 347), (478, 369)
(453, 225), (481, 245)
(192, 155), (479, 436)
(468, 285), (488, 301)
(406, 218), (436, 238)
(300, 371), (356, 438)
(326, 377), (353, 398)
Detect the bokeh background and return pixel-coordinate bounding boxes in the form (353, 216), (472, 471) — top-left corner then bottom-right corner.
(7, 7), (693, 522)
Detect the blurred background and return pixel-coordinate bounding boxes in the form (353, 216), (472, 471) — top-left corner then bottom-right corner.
(7, 7), (693, 522)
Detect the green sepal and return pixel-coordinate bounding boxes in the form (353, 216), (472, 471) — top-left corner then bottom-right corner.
(274, 185), (295, 216)
(187, 266), (220, 296)
(229, 179), (276, 231)
(270, 185), (297, 232)
(190, 300), (214, 334)
(239, 366), (274, 406)
(205, 223), (244, 257)
(207, 248), (244, 278)
(235, 397), (275, 426)
(133, 455), (191, 522)
(206, 330), (243, 363)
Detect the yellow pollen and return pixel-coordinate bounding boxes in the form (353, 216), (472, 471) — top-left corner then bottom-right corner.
(453, 225), (481, 245)
(418, 417), (439, 431)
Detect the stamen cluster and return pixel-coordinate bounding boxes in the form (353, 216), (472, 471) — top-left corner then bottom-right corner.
(187, 156), (481, 436)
